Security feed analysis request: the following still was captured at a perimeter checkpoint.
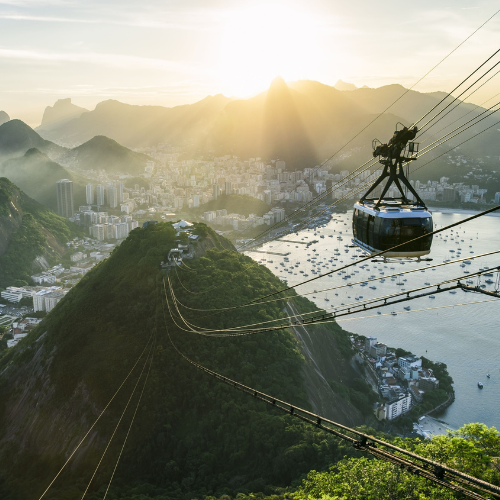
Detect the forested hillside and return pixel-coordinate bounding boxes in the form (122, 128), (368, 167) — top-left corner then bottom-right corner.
(0, 221), (498, 499)
(56, 135), (153, 174)
(0, 148), (86, 211)
(0, 119), (66, 162)
(296, 423), (500, 500)
(0, 222), (359, 499)
(0, 178), (80, 288)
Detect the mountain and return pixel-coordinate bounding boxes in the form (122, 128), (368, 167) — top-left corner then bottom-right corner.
(0, 148), (83, 211)
(0, 177), (79, 288)
(206, 76), (321, 168)
(38, 94), (232, 148)
(57, 135), (153, 174)
(0, 111), (9, 126)
(207, 78), (372, 169)
(37, 98), (88, 131)
(334, 79), (358, 91)
(0, 119), (67, 162)
(36, 79), (499, 174)
(0, 223), (367, 499)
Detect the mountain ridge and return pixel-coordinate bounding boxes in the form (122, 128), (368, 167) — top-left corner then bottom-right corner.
(37, 97), (88, 131)
(0, 223), (366, 498)
(0, 119), (67, 162)
(57, 134), (153, 174)
(36, 80), (499, 171)
(0, 148), (78, 212)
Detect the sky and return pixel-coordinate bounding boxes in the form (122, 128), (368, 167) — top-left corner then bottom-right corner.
(1, 0), (499, 126)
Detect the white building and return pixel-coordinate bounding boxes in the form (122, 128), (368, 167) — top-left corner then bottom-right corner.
(115, 222), (129, 239)
(45, 291), (66, 312)
(90, 224), (105, 241)
(1, 287), (34, 303)
(70, 263), (95, 275)
(271, 207), (285, 222)
(365, 336), (377, 352)
(33, 288), (66, 312)
(33, 290), (49, 311)
(107, 185), (118, 208)
(204, 211), (216, 222)
(398, 356), (422, 370)
(386, 394), (412, 420)
(31, 273), (57, 285)
(71, 252), (86, 262)
(117, 182), (124, 203)
(86, 183), (94, 205)
(96, 184), (105, 206)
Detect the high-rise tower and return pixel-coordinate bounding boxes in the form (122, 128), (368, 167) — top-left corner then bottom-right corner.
(213, 183), (220, 200)
(107, 185), (118, 208)
(96, 184), (105, 206)
(117, 182), (124, 203)
(86, 183), (94, 205)
(56, 179), (74, 218)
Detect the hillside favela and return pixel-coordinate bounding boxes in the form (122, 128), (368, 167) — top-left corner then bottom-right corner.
(1, 2), (500, 499)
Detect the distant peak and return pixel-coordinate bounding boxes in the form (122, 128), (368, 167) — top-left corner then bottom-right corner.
(1, 118), (32, 130)
(95, 99), (124, 109)
(270, 76), (287, 89)
(39, 98), (88, 131)
(24, 148), (48, 159)
(54, 98), (72, 107)
(88, 135), (116, 143)
(334, 80), (358, 91)
(0, 111), (10, 126)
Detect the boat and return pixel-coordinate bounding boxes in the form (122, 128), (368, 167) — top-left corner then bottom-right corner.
(478, 382), (484, 389)
(404, 306), (411, 311)
(391, 311), (397, 316)
(487, 374), (491, 378)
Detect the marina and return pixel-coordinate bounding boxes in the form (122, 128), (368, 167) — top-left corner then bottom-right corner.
(246, 209), (500, 430)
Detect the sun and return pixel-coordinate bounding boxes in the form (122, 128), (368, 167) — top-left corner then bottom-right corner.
(216, 2), (323, 97)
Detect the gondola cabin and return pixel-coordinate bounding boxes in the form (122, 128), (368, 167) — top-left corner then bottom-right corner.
(351, 124), (434, 259)
(352, 202), (433, 258)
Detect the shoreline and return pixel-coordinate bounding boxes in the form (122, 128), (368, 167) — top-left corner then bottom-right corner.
(428, 206), (500, 217)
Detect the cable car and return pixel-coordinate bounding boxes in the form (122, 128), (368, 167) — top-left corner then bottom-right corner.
(352, 124), (433, 259)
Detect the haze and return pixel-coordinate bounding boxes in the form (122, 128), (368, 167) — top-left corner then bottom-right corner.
(1, 0), (499, 125)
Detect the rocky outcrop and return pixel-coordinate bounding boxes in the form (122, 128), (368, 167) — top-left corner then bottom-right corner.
(38, 98), (88, 131)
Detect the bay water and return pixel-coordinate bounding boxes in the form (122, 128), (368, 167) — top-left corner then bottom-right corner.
(246, 210), (500, 430)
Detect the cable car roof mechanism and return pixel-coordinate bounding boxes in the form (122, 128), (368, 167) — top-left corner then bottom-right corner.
(352, 124), (433, 261)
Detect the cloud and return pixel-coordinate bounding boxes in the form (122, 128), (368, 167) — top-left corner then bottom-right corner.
(0, 12), (212, 29)
(0, 47), (204, 73)
(15, 82), (216, 98)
